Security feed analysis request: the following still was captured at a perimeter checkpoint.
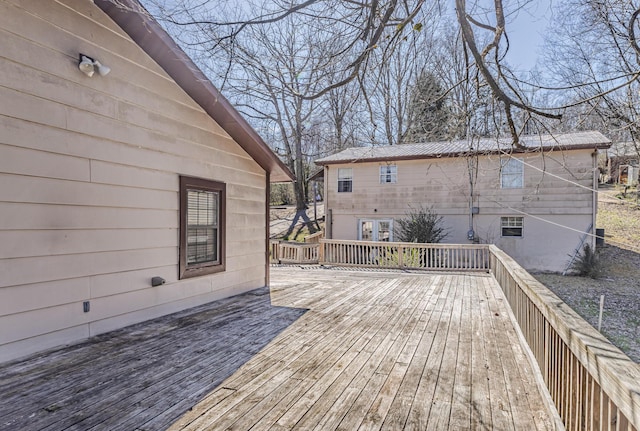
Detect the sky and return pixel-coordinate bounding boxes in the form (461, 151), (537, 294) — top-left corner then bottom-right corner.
(148, 0), (554, 73)
(501, 0), (554, 72)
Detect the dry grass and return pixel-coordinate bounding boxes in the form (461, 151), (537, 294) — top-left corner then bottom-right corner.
(535, 185), (640, 363)
(597, 186), (640, 251)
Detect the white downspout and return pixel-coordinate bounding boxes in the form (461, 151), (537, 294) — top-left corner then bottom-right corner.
(324, 166), (332, 239)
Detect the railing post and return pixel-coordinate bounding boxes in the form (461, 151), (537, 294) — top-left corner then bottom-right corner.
(397, 244), (403, 268)
(277, 242), (282, 264)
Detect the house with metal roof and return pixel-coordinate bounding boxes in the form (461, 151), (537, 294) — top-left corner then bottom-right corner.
(0, 0), (293, 363)
(316, 131), (611, 272)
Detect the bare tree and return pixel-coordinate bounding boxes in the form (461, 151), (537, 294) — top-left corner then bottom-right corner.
(185, 7), (338, 235)
(144, 0), (640, 156)
(323, 80), (365, 153)
(362, 9), (441, 146)
(544, 0), (640, 158)
(430, 18), (497, 139)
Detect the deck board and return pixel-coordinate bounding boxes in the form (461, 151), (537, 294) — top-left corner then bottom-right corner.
(468, 273), (493, 430)
(0, 267), (558, 430)
(448, 273), (473, 430)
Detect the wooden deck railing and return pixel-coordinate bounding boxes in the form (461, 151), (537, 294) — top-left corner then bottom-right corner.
(489, 245), (640, 431)
(269, 240), (319, 264)
(271, 239), (490, 271)
(319, 240), (490, 271)
(304, 231), (324, 243)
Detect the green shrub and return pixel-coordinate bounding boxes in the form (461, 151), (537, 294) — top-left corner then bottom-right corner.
(379, 247), (423, 268)
(395, 205), (448, 243)
(570, 243), (603, 279)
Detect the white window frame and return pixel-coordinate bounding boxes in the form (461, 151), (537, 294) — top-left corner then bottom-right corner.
(500, 157), (524, 188)
(379, 165), (397, 184)
(358, 219), (394, 242)
(338, 168), (353, 193)
(501, 216), (524, 238)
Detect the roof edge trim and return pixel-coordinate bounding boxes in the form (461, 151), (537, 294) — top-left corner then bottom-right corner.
(316, 141), (612, 165)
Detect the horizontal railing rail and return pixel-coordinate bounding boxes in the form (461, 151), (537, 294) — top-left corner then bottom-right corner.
(319, 239), (490, 271)
(489, 245), (640, 431)
(304, 231), (324, 243)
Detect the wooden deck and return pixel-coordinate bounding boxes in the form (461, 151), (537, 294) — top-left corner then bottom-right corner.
(0, 267), (559, 430)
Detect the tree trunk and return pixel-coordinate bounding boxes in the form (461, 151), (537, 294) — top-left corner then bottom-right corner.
(294, 129), (307, 210)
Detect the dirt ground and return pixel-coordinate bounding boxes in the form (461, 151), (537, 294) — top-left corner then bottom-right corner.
(270, 204), (324, 239)
(535, 185), (640, 363)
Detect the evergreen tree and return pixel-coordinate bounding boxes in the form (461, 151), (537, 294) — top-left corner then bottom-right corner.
(405, 71), (451, 143)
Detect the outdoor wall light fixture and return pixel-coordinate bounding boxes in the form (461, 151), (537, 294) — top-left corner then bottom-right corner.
(78, 54), (111, 77)
(151, 276), (166, 287)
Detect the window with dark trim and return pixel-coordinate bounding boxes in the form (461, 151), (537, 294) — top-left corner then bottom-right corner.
(338, 168), (353, 193)
(179, 176), (225, 279)
(501, 216), (523, 237)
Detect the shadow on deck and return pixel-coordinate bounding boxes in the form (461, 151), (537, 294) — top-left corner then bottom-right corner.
(0, 287), (307, 431)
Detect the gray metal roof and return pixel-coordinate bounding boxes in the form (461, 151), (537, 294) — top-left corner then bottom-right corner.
(315, 131), (611, 165)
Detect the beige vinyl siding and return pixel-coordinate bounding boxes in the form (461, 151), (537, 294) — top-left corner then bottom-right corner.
(326, 150), (597, 272)
(328, 153), (595, 215)
(0, 0), (267, 362)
